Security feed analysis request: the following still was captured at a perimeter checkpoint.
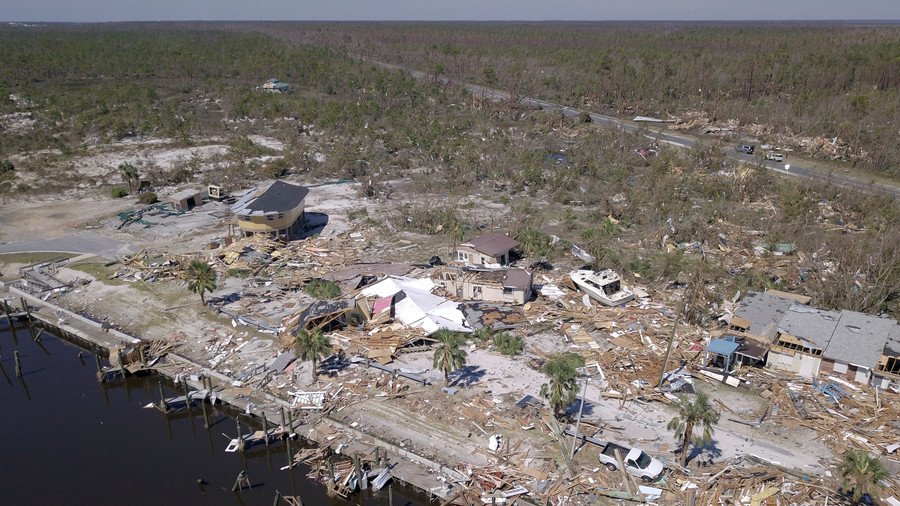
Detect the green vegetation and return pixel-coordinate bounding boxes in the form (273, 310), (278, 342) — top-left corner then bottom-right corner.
(295, 328), (332, 383)
(838, 450), (888, 503)
(110, 187), (128, 198)
(667, 391), (720, 466)
(185, 260), (217, 304)
(540, 352), (584, 418)
(138, 192), (158, 204)
(1, 25), (897, 320)
(0, 252), (77, 265)
(432, 329), (467, 386)
(118, 162), (139, 193)
(304, 278), (341, 300)
(309, 22), (900, 177)
(492, 332), (524, 356)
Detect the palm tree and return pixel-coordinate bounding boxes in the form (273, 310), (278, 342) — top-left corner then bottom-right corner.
(839, 450), (887, 503)
(118, 162), (139, 194)
(540, 353), (583, 418)
(667, 390), (720, 466)
(432, 329), (467, 385)
(186, 260), (217, 305)
(295, 328), (332, 383)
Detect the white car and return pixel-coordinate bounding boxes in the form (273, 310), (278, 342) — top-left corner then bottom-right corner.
(597, 442), (665, 482)
(765, 152), (785, 162)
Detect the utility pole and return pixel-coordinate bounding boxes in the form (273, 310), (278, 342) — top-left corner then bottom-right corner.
(570, 377), (588, 459)
(658, 264), (702, 388)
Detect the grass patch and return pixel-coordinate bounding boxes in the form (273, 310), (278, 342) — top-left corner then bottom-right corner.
(304, 278), (341, 300)
(0, 252), (77, 265)
(493, 332), (524, 356)
(67, 261), (125, 285)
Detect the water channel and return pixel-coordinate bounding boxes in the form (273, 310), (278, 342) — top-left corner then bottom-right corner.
(0, 327), (427, 505)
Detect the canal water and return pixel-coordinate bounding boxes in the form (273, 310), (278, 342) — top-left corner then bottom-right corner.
(0, 327), (426, 505)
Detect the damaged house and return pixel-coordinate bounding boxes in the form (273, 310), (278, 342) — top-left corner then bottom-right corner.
(873, 325), (900, 390)
(767, 305), (897, 384)
(231, 181), (309, 240)
(358, 276), (472, 335)
(432, 267), (533, 305)
(767, 305), (840, 378)
(820, 311), (894, 385)
(456, 234), (518, 267)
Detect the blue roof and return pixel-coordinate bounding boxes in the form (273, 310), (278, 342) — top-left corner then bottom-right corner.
(708, 339), (740, 356)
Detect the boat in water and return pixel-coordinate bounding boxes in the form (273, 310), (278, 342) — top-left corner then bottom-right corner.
(570, 269), (634, 306)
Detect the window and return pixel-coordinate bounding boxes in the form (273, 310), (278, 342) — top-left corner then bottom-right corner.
(877, 356), (900, 375)
(457, 252), (466, 261)
(503, 287), (513, 294)
(278, 212), (285, 220)
(266, 214), (276, 221)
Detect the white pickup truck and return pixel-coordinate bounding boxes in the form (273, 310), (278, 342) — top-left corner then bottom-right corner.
(597, 441), (664, 482)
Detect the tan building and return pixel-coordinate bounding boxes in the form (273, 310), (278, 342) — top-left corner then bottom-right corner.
(231, 181), (309, 240)
(433, 267), (533, 305)
(167, 188), (203, 211)
(457, 234), (519, 267)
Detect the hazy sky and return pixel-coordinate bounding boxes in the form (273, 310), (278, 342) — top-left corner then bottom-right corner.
(3, 0), (899, 22)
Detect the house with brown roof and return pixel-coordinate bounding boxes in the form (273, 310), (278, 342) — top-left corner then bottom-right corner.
(456, 234), (518, 267)
(433, 267), (533, 305)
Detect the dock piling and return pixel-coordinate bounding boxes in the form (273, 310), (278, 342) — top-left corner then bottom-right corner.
(183, 380), (192, 417)
(4, 301), (18, 342)
(236, 418), (245, 453)
(158, 382), (168, 412)
(261, 412), (269, 447)
(14, 350), (22, 377)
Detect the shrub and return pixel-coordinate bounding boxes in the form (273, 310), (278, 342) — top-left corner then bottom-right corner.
(493, 333), (524, 356)
(138, 192), (158, 204)
(0, 160), (13, 174)
(304, 278), (341, 300)
(110, 187), (128, 198)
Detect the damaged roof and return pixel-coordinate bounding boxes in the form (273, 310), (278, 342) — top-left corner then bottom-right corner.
(734, 291), (796, 338)
(359, 276), (472, 334)
(884, 325), (900, 358)
(232, 181), (309, 215)
(777, 304), (841, 350)
(503, 268), (532, 291)
(461, 234), (519, 257)
(823, 310), (895, 368)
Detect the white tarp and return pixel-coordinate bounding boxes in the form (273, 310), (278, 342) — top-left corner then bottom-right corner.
(360, 276), (472, 334)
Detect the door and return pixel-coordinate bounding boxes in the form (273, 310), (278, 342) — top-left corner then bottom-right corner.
(799, 355), (817, 378)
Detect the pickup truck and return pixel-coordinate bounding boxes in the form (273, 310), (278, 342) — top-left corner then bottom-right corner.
(597, 442), (664, 482)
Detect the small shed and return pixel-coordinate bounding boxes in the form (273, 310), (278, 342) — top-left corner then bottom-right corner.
(706, 338), (740, 372)
(167, 188), (203, 211)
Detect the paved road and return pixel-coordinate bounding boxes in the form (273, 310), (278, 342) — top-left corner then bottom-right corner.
(0, 231), (131, 258)
(369, 59), (900, 200)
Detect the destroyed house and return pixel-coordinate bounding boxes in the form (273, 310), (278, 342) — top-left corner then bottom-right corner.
(873, 325), (900, 390)
(433, 267), (533, 305)
(729, 291), (802, 341)
(231, 181), (309, 240)
(767, 305), (840, 378)
(457, 234), (519, 267)
(358, 276), (472, 335)
(821, 311), (893, 384)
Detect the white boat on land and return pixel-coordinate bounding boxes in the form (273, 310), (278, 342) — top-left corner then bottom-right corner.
(570, 269), (634, 306)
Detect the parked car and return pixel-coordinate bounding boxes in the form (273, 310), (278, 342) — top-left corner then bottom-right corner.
(597, 441), (665, 482)
(735, 144), (755, 154)
(765, 152), (785, 162)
